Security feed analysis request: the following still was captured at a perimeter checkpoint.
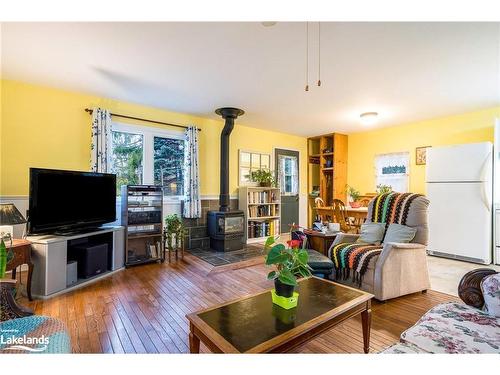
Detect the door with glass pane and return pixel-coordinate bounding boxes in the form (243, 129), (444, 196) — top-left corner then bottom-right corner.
(275, 148), (299, 233)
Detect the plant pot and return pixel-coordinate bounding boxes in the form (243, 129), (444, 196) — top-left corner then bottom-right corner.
(349, 201), (361, 208)
(259, 181), (272, 187)
(274, 279), (295, 298)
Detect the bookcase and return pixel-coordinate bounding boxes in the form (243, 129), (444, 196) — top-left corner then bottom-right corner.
(239, 186), (281, 244)
(307, 133), (348, 226)
(121, 185), (165, 267)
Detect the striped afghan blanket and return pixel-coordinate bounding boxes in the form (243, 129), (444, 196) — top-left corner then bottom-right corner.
(330, 192), (423, 285)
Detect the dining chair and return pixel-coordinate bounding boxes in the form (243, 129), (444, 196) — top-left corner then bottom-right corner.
(331, 199), (353, 233)
(314, 197), (326, 222)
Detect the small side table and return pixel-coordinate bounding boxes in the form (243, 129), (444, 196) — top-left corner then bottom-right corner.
(303, 229), (339, 256)
(6, 239), (34, 301)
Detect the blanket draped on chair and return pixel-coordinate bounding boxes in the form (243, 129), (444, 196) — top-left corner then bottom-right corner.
(330, 192), (423, 285)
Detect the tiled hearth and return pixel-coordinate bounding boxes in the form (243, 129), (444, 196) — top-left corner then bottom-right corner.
(182, 198), (239, 249)
(187, 244), (265, 266)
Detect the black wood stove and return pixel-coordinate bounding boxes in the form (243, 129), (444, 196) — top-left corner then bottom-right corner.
(207, 107), (245, 252)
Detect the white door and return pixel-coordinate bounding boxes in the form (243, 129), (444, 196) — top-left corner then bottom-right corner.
(426, 142), (492, 183)
(427, 182), (492, 263)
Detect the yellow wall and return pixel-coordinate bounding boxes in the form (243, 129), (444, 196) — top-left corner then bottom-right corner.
(0, 80), (307, 197)
(347, 107), (500, 195)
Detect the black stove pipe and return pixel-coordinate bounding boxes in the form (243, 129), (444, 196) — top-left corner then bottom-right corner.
(215, 107), (245, 212)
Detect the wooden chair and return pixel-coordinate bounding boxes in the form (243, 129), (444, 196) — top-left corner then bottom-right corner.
(314, 197), (326, 222)
(331, 199), (353, 233)
(349, 198), (370, 233)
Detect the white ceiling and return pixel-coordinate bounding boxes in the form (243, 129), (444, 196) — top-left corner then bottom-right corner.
(2, 22), (499, 136)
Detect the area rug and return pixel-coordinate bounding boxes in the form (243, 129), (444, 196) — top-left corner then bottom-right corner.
(187, 244), (265, 267)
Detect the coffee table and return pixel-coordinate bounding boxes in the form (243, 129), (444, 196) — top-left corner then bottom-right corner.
(186, 277), (373, 353)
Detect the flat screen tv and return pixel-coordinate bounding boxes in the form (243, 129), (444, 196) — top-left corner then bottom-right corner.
(28, 168), (116, 234)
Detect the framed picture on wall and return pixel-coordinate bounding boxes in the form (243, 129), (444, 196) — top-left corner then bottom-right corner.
(416, 146), (431, 165)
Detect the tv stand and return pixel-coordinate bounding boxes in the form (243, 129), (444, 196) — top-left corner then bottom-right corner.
(53, 227), (102, 236)
(28, 226), (124, 298)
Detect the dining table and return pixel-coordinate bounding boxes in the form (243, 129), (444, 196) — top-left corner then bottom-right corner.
(313, 205), (369, 232)
(345, 206), (369, 221)
(314, 206), (368, 220)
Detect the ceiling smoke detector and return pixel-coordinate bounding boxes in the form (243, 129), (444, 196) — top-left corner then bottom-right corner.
(360, 112), (379, 126)
(261, 22), (277, 27)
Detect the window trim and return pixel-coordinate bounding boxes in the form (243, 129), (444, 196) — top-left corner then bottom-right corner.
(111, 121), (185, 201)
(374, 152), (410, 193)
(238, 149), (271, 186)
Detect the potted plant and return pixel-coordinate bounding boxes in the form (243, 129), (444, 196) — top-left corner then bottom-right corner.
(0, 233), (13, 279)
(247, 169), (275, 187)
(264, 235), (312, 308)
(345, 185), (361, 208)
(164, 214), (186, 261)
(376, 184), (393, 194)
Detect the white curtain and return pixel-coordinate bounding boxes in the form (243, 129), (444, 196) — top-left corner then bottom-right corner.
(90, 108), (112, 173)
(375, 152), (410, 193)
(183, 126), (201, 218)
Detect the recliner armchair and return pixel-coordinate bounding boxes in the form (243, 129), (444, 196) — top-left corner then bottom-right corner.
(328, 193), (431, 301)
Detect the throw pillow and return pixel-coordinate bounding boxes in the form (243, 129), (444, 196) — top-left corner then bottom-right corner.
(383, 223), (417, 244)
(356, 223), (386, 245)
(481, 273), (500, 317)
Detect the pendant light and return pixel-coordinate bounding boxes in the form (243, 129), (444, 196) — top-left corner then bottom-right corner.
(305, 22), (309, 92)
(317, 22), (322, 86)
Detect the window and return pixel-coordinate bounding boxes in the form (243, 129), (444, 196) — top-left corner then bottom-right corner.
(278, 155), (298, 195)
(375, 152), (410, 193)
(110, 122), (185, 198)
(239, 150), (271, 185)
(153, 137), (184, 196)
(111, 131), (144, 192)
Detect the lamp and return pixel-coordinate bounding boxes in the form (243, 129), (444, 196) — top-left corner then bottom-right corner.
(0, 203), (26, 239)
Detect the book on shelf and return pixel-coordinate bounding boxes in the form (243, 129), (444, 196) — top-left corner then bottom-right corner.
(247, 190), (278, 204)
(248, 204), (278, 218)
(247, 219), (280, 239)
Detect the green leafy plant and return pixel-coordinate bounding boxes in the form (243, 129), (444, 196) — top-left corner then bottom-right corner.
(164, 214), (184, 233)
(247, 169), (275, 187)
(376, 184), (393, 194)
(0, 234), (14, 279)
(345, 185), (361, 202)
(264, 236), (312, 287)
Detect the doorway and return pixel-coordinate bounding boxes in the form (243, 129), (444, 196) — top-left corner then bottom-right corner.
(275, 148), (300, 233)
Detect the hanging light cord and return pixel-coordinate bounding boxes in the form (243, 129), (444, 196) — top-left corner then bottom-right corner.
(305, 22), (309, 92)
(318, 22), (321, 87)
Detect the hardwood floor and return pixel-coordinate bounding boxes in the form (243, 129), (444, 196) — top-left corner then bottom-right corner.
(20, 254), (458, 354)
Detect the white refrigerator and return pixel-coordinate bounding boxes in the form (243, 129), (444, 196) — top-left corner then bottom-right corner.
(426, 142), (493, 264)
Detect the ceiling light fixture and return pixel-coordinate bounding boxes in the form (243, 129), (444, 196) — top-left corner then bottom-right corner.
(261, 22), (277, 27)
(360, 112), (379, 126)
(317, 22), (321, 87)
(305, 22), (309, 91)
(305, 22), (322, 92)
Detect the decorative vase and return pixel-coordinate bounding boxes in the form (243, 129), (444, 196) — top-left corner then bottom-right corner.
(271, 289), (299, 310)
(350, 201), (361, 208)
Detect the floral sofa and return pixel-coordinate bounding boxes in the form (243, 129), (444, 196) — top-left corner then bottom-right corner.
(382, 269), (500, 354)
